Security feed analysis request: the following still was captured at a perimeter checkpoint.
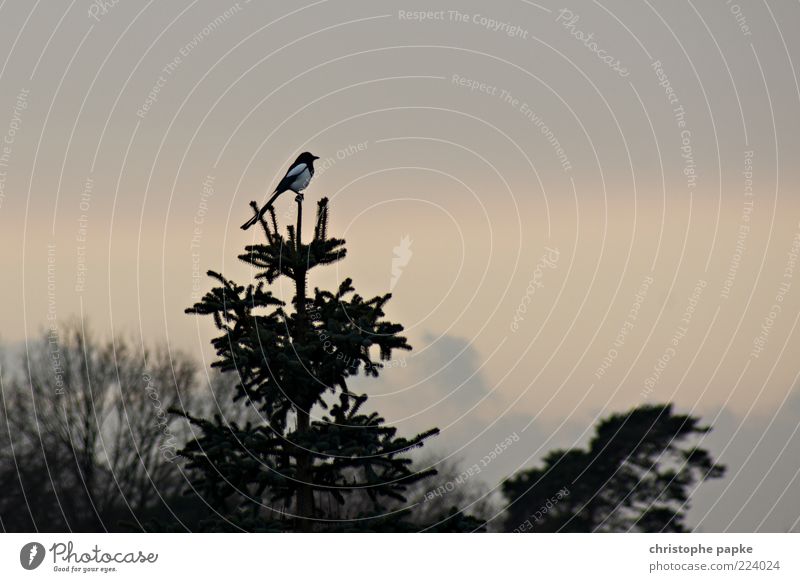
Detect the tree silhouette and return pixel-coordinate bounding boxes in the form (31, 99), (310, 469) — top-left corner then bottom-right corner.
(0, 322), (229, 531)
(175, 196), (442, 531)
(501, 403), (725, 532)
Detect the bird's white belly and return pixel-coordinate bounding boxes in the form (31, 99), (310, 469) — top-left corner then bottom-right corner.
(290, 168), (311, 191)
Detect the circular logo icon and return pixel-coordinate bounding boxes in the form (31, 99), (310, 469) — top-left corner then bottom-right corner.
(20, 542), (46, 570)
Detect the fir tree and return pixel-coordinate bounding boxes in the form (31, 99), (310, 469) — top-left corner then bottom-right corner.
(174, 195), (440, 531)
(501, 403), (725, 532)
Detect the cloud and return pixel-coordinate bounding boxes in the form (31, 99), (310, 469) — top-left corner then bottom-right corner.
(355, 332), (583, 489)
(689, 388), (800, 532)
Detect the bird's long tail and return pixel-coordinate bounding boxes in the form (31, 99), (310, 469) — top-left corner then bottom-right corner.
(240, 190), (281, 230)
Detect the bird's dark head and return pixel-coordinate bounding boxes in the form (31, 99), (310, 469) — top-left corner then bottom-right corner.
(296, 151), (320, 166)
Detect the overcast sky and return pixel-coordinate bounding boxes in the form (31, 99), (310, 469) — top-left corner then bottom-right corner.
(1, 0), (800, 531)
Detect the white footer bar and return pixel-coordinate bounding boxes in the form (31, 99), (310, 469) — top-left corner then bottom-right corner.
(1, 533), (798, 580)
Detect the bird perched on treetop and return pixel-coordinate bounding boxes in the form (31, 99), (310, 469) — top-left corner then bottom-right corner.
(240, 151), (320, 230)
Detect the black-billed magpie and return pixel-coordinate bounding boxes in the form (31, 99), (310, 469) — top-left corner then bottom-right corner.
(241, 151), (320, 230)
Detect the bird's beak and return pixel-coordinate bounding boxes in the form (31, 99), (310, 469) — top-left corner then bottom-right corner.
(312, 155), (319, 160)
